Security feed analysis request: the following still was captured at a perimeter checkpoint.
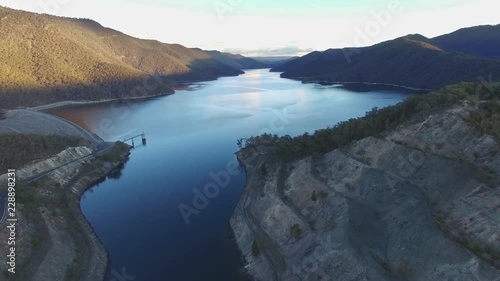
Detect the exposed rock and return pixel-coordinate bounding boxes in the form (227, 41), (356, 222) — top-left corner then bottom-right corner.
(0, 144), (129, 281)
(231, 103), (500, 281)
(0, 146), (93, 185)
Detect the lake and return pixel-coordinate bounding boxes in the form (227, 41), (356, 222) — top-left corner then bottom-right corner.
(50, 69), (414, 281)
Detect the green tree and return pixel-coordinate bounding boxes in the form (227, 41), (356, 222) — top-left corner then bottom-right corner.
(290, 224), (302, 239)
(251, 240), (260, 256)
(311, 191), (318, 202)
(244, 82), (500, 162)
(260, 163), (268, 176)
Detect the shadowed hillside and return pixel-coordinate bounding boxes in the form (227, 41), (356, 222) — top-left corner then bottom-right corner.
(272, 29), (500, 89)
(0, 6), (244, 108)
(432, 24), (500, 58)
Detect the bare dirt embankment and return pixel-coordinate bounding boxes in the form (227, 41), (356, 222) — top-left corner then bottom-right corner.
(231, 102), (500, 281)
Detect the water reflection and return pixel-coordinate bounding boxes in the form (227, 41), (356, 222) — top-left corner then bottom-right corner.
(50, 69), (413, 281)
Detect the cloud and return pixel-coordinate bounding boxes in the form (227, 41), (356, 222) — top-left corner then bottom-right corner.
(223, 46), (313, 57)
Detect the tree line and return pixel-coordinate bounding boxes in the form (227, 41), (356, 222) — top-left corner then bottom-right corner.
(241, 82), (500, 161)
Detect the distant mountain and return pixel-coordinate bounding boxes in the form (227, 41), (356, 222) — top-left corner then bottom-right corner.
(272, 29), (500, 90)
(197, 51), (297, 69)
(431, 24), (500, 59)
(200, 50), (269, 69)
(0, 6), (243, 108)
(251, 56), (299, 68)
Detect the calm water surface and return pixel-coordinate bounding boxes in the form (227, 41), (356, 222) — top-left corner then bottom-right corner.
(50, 70), (413, 281)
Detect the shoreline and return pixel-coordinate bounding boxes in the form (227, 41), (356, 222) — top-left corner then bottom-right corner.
(21, 71), (250, 112)
(28, 92), (175, 112)
(20, 71), (428, 113)
(228, 156), (254, 281)
(309, 80), (431, 91)
(230, 147), (283, 281)
(72, 156), (130, 281)
(277, 73), (432, 92)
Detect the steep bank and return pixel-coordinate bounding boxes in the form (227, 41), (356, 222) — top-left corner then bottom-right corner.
(0, 143), (130, 281)
(231, 94), (500, 280)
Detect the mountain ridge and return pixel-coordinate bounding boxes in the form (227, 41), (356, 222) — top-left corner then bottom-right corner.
(199, 49), (272, 69)
(432, 24), (500, 58)
(0, 6), (268, 108)
(272, 25), (500, 89)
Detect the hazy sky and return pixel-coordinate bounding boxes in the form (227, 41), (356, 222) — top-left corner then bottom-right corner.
(1, 0), (498, 56)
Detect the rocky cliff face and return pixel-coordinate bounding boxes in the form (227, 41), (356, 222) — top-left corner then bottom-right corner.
(231, 101), (500, 281)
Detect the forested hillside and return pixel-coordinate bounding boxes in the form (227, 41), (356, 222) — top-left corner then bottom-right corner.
(272, 27), (500, 90)
(432, 24), (500, 58)
(0, 6), (244, 108)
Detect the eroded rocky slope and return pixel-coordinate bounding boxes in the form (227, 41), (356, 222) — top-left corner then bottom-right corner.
(231, 101), (500, 281)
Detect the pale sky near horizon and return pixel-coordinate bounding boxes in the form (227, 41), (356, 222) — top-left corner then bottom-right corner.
(1, 0), (498, 56)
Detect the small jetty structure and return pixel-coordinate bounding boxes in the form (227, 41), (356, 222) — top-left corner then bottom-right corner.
(123, 132), (147, 147)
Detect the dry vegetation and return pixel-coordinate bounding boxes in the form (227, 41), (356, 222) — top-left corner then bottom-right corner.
(0, 6), (242, 108)
(0, 133), (89, 172)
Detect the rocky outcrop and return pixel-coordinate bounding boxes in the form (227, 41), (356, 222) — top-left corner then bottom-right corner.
(231, 102), (500, 281)
(0, 146), (93, 184)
